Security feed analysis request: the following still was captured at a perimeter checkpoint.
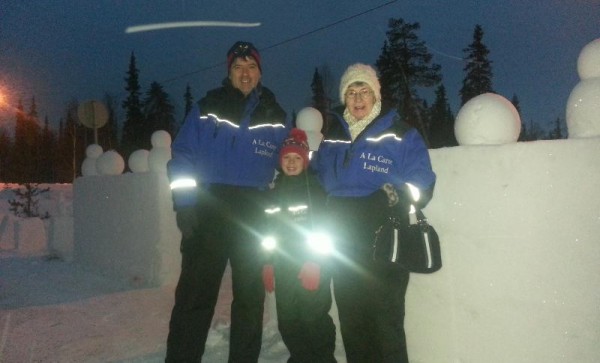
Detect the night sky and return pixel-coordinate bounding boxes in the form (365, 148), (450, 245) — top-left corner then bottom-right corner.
(1, 0), (598, 133)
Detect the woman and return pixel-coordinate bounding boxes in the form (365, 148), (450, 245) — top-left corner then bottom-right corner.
(313, 63), (436, 362)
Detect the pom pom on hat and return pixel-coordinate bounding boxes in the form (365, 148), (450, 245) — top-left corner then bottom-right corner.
(339, 63), (381, 104)
(227, 41), (261, 72)
(280, 128), (310, 168)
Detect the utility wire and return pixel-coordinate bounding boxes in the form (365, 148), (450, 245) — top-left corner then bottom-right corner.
(161, 0), (398, 84)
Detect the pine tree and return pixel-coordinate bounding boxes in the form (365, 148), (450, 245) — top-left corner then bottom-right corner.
(520, 119), (544, 141)
(143, 81), (176, 142)
(12, 98), (41, 182)
(10, 100), (26, 181)
(512, 94), (528, 142)
(56, 101), (84, 182)
(102, 93), (120, 150)
(511, 94), (521, 116)
(518, 121), (528, 142)
(8, 183), (50, 218)
(0, 127), (11, 181)
(310, 68), (329, 132)
(460, 24), (494, 105)
(547, 117), (565, 140)
(39, 116), (57, 182)
(428, 84), (456, 148)
(376, 18), (441, 143)
(121, 52), (145, 158)
(56, 119), (68, 181)
(183, 83), (194, 123)
(28, 97), (43, 181)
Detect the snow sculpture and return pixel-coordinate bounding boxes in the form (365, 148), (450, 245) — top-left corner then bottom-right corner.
(96, 150), (125, 175)
(296, 107), (323, 151)
(566, 38), (600, 138)
(148, 130), (172, 172)
(128, 149), (150, 173)
(81, 144), (103, 176)
(454, 93), (521, 145)
(577, 38), (600, 80)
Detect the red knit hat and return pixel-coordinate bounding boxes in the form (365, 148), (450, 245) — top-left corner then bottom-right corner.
(280, 128), (310, 168)
(227, 41), (262, 72)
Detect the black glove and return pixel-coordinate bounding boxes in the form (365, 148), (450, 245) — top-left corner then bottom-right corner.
(382, 183), (400, 207)
(381, 183), (412, 215)
(175, 206), (198, 240)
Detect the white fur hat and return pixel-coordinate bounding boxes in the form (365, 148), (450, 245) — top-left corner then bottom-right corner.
(339, 63), (381, 104)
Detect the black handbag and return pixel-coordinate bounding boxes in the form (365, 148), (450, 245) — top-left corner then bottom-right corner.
(373, 209), (442, 273)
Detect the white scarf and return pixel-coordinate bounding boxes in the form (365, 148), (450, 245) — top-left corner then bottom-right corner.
(344, 99), (382, 141)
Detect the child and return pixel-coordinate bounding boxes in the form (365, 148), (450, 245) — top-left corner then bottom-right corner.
(261, 128), (337, 363)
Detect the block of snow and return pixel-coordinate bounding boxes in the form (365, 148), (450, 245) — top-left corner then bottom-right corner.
(566, 78), (600, 138)
(0, 213), (17, 250)
(73, 172), (180, 286)
(16, 217), (47, 255)
(48, 217), (74, 262)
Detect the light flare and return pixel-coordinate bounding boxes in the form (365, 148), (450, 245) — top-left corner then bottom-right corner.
(125, 21), (261, 34)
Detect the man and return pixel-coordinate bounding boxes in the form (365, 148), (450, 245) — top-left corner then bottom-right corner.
(165, 41), (289, 362)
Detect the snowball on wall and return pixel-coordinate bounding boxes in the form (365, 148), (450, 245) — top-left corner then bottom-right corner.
(577, 38), (600, 80)
(296, 107), (323, 151)
(454, 93), (521, 145)
(81, 144), (103, 176)
(148, 130), (172, 172)
(149, 147), (171, 172)
(128, 149), (150, 173)
(96, 150), (125, 175)
(566, 78), (600, 138)
(151, 130), (172, 148)
(82, 158), (98, 176)
(85, 144), (103, 158)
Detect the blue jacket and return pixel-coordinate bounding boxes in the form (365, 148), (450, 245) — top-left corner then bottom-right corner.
(313, 108), (435, 200)
(168, 82), (289, 209)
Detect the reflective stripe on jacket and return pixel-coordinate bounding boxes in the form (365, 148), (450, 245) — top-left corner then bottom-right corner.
(314, 109), (436, 197)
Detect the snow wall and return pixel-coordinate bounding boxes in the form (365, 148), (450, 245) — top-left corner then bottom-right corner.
(0, 184), (73, 259)
(73, 172), (181, 287)
(70, 137), (599, 363)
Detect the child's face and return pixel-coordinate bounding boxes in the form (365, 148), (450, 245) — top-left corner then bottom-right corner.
(281, 152), (304, 176)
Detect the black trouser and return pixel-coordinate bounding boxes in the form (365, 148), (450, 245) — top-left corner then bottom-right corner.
(328, 194), (410, 363)
(166, 185), (266, 363)
(273, 253), (337, 363)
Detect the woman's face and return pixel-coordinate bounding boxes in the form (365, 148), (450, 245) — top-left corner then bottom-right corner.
(344, 83), (375, 120)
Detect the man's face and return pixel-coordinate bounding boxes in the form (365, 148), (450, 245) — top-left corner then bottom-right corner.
(229, 56), (261, 96)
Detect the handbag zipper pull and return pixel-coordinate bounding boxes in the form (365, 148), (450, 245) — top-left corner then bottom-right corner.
(409, 204), (417, 225)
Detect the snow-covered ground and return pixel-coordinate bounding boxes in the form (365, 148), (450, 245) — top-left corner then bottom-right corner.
(0, 252), (308, 362)
(0, 183), (338, 362)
